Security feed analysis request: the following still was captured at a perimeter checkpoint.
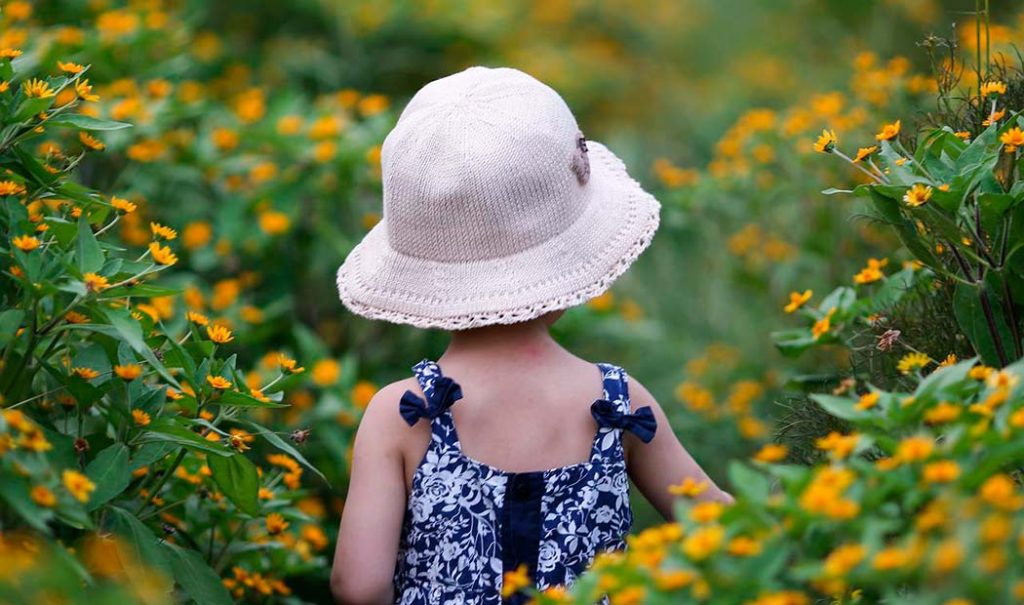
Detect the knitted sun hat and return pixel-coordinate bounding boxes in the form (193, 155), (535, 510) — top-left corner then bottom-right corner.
(335, 66), (661, 330)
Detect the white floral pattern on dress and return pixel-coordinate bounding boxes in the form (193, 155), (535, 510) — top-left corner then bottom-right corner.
(393, 359), (643, 605)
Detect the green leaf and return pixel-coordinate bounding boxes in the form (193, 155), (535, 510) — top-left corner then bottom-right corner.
(913, 356), (979, 401)
(76, 215), (103, 273)
(107, 506), (172, 577)
(770, 328), (821, 358)
(0, 476), (52, 532)
(953, 278), (1016, 366)
(727, 460), (770, 501)
(142, 417), (232, 457)
(239, 419), (328, 484)
(85, 443), (132, 510)
(100, 308), (181, 389)
(162, 543), (233, 605)
(208, 452), (260, 516)
(14, 96), (54, 121)
(809, 393), (869, 421)
(0, 309), (25, 347)
(211, 389), (288, 408)
(45, 114), (133, 130)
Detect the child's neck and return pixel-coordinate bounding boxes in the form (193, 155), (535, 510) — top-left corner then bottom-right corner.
(440, 316), (566, 368)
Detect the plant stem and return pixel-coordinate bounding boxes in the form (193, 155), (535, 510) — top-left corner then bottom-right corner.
(978, 283), (1010, 366)
(139, 448), (187, 515)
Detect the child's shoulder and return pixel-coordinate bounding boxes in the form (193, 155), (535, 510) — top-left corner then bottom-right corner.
(352, 375), (428, 445)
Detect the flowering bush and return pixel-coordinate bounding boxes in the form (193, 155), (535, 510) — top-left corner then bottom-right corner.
(0, 15), (335, 605)
(545, 356), (1024, 604)
(547, 14), (1024, 605)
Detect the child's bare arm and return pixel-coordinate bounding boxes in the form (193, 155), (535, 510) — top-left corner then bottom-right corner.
(623, 376), (734, 521)
(330, 383), (410, 604)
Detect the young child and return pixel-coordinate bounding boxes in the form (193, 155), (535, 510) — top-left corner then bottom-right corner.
(330, 66), (732, 605)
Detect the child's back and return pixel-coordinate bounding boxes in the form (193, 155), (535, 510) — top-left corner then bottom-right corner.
(330, 65), (731, 604)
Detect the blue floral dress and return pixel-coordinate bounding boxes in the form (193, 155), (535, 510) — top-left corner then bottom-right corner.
(393, 358), (657, 605)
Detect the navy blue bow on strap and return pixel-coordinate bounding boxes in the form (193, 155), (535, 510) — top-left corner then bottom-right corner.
(400, 375), (464, 426)
(590, 398), (657, 443)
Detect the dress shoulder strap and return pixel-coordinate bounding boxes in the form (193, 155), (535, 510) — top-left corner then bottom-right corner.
(592, 362), (657, 444)
(596, 362), (631, 414)
(399, 358), (463, 428)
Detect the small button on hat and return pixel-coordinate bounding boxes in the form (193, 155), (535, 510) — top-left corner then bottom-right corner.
(335, 66), (661, 330)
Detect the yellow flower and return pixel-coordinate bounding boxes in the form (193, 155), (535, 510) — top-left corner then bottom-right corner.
(351, 380), (376, 409)
(207, 375), (232, 390)
(897, 352), (931, 375)
(276, 354), (304, 374)
(689, 501), (724, 523)
(924, 401), (961, 424)
(922, 460), (959, 483)
(311, 359), (340, 387)
(985, 369), (1019, 390)
(726, 535), (762, 556)
(931, 538), (963, 573)
(131, 409), (151, 426)
(110, 195), (137, 213)
(259, 210), (290, 236)
(0, 180), (26, 196)
(855, 391), (879, 410)
(148, 242), (178, 266)
(875, 119), (900, 141)
(969, 365), (994, 381)
(752, 443), (788, 463)
(12, 234), (41, 252)
(65, 310), (89, 324)
(166, 388), (184, 401)
(229, 429), (252, 452)
(872, 546), (908, 570)
(30, 485), (57, 508)
(75, 78), (99, 102)
(206, 324), (233, 344)
(83, 272), (110, 293)
(266, 512), (289, 535)
(853, 257), (888, 284)
(982, 108), (1005, 127)
(822, 543), (865, 577)
(150, 222), (177, 240)
(501, 563), (530, 598)
(979, 474), (1021, 510)
(1001, 127), (1024, 153)
(813, 129), (837, 153)
(79, 131), (105, 151)
(815, 431), (860, 459)
(895, 435), (934, 463)
(113, 363), (143, 381)
(812, 307), (837, 340)
(62, 469), (96, 503)
(72, 367), (100, 379)
(0, 48), (24, 59)
(784, 289), (812, 313)
(903, 183), (932, 207)
(667, 477), (709, 497)
(853, 145), (878, 162)
(187, 311), (209, 326)
(681, 524), (724, 560)
(22, 78), (56, 98)
(57, 60), (85, 74)
(981, 80), (1006, 96)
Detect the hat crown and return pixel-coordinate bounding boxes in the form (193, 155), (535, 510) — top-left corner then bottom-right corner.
(381, 66), (589, 262)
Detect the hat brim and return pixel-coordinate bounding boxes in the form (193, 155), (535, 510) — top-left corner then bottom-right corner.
(335, 140), (661, 330)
